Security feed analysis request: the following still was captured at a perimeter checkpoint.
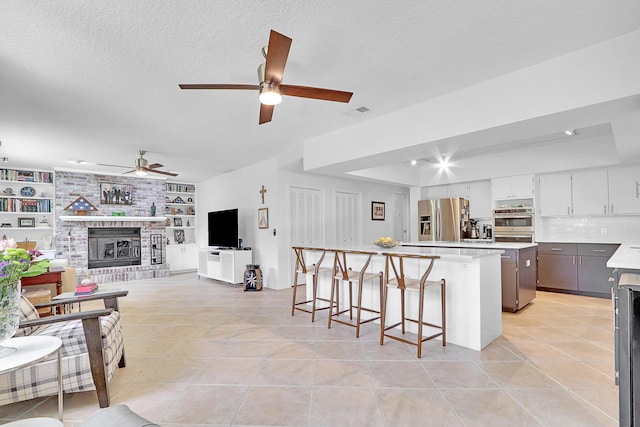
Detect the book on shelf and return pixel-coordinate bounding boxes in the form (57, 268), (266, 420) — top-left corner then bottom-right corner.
(75, 283), (99, 295)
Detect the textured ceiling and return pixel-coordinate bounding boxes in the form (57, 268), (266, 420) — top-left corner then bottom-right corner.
(2, 1), (640, 182)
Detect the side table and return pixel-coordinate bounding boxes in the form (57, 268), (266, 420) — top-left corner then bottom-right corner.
(0, 336), (63, 420)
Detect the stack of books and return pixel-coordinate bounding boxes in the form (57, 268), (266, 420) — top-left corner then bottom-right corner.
(75, 282), (99, 295)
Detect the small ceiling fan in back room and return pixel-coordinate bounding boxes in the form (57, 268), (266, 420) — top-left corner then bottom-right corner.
(98, 150), (178, 177)
(179, 29), (354, 124)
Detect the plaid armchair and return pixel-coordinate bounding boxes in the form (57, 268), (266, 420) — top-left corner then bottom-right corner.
(0, 290), (128, 408)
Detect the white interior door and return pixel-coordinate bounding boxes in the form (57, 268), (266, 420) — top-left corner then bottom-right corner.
(289, 187), (323, 282)
(335, 191), (361, 247)
(393, 193), (408, 242)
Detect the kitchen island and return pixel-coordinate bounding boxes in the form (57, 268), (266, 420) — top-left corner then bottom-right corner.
(303, 245), (503, 351)
(403, 241), (538, 312)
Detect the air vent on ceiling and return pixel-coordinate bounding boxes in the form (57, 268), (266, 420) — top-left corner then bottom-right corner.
(345, 106), (371, 117)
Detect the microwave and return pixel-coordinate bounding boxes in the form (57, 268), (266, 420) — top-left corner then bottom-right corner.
(493, 207), (534, 242)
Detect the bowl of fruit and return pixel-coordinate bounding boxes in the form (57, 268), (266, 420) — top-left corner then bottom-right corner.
(373, 237), (401, 248)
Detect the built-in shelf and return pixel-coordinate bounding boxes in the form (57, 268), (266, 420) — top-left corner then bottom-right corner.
(60, 215), (167, 222)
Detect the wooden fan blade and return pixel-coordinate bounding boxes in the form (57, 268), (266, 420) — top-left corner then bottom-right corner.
(179, 84), (260, 90)
(280, 85), (353, 103)
(147, 163), (164, 169)
(264, 30), (292, 84)
(146, 168), (178, 177)
(259, 103), (274, 125)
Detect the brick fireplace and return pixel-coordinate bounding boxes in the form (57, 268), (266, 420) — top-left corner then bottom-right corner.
(54, 170), (170, 283)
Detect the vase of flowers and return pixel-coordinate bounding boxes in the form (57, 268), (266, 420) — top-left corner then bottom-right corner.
(0, 239), (49, 355)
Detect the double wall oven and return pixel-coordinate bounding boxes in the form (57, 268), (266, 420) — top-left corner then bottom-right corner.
(493, 207), (534, 243)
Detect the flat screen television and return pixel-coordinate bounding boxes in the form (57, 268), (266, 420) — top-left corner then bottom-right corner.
(208, 208), (238, 249)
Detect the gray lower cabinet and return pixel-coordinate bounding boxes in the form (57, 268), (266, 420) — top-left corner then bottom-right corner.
(537, 242), (618, 297)
(501, 246), (537, 312)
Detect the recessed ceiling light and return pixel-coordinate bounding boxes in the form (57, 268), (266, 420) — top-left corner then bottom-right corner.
(564, 129), (577, 136)
(410, 159), (417, 166)
(68, 159), (88, 165)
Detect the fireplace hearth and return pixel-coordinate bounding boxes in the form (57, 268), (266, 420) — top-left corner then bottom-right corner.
(88, 227), (141, 269)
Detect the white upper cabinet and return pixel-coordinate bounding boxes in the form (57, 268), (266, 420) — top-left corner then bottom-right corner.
(609, 165), (640, 214)
(423, 185), (451, 199)
(491, 174), (534, 199)
(572, 169), (609, 215)
(539, 173), (572, 216)
(468, 181), (492, 219)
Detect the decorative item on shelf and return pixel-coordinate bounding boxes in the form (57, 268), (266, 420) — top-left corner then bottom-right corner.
(2, 188), (14, 196)
(173, 217), (182, 227)
(0, 238), (50, 353)
(150, 202), (156, 217)
(110, 211), (125, 217)
(0, 223), (10, 228)
(186, 219), (190, 227)
(39, 192), (47, 198)
(258, 207), (268, 229)
(172, 196), (185, 204)
(175, 208), (184, 215)
(371, 201), (385, 221)
(373, 237), (401, 248)
(187, 197), (193, 203)
(100, 182), (132, 205)
(20, 186), (35, 197)
(18, 217), (35, 228)
(165, 218), (171, 226)
(64, 196), (99, 216)
(37, 216), (49, 228)
(186, 207), (195, 215)
(244, 264), (263, 291)
(174, 229), (185, 244)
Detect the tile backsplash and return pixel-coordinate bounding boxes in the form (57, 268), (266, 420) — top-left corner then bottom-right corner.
(539, 215), (640, 243)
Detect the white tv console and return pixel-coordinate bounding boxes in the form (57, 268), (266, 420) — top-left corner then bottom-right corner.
(198, 249), (253, 284)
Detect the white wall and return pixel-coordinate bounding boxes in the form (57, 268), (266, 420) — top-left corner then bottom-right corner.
(197, 158), (279, 287)
(199, 159), (409, 290)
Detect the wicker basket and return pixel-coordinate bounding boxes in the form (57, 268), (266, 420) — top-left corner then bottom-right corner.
(16, 241), (37, 250)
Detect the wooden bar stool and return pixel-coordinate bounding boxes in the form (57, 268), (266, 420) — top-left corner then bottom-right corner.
(380, 252), (446, 358)
(328, 249), (383, 338)
(291, 246), (334, 322)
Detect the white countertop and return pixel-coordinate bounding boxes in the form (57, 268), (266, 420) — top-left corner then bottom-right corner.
(304, 244), (503, 261)
(607, 243), (640, 269)
(402, 241), (537, 250)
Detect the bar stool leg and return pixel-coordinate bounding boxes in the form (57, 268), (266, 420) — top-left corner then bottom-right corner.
(291, 269), (300, 317)
(356, 280), (364, 338)
(311, 273), (318, 322)
(400, 288), (406, 335)
(380, 285), (387, 345)
(328, 277), (337, 329)
(417, 285), (425, 358)
(441, 279), (446, 346)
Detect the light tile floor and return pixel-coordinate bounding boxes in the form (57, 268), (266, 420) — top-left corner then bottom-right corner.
(0, 273), (618, 426)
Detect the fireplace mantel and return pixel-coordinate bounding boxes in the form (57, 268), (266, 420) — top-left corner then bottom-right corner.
(60, 216), (167, 222)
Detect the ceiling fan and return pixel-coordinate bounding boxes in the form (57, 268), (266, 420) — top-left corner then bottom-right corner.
(98, 150), (178, 177)
(179, 29), (354, 124)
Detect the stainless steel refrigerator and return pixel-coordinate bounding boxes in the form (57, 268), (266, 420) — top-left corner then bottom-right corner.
(418, 198), (470, 241)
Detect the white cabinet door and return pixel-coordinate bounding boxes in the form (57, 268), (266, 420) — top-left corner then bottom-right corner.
(572, 169), (609, 215)
(492, 175), (534, 199)
(468, 181), (492, 219)
(182, 245), (199, 270)
(491, 177), (513, 199)
(509, 174), (534, 198)
(424, 185), (449, 199)
(609, 165), (640, 214)
(166, 246), (183, 272)
(539, 173), (572, 216)
(448, 183), (469, 199)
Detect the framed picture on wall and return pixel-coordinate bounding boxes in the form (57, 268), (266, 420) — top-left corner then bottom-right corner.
(100, 182), (132, 205)
(258, 207), (269, 229)
(371, 201), (385, 221)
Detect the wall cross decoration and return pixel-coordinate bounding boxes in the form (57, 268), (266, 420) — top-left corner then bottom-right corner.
(259, 185), (267, 205)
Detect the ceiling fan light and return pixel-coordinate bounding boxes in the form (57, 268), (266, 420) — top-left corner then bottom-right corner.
(135, 167), (147, 176)
(259, 85), (282, 105)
